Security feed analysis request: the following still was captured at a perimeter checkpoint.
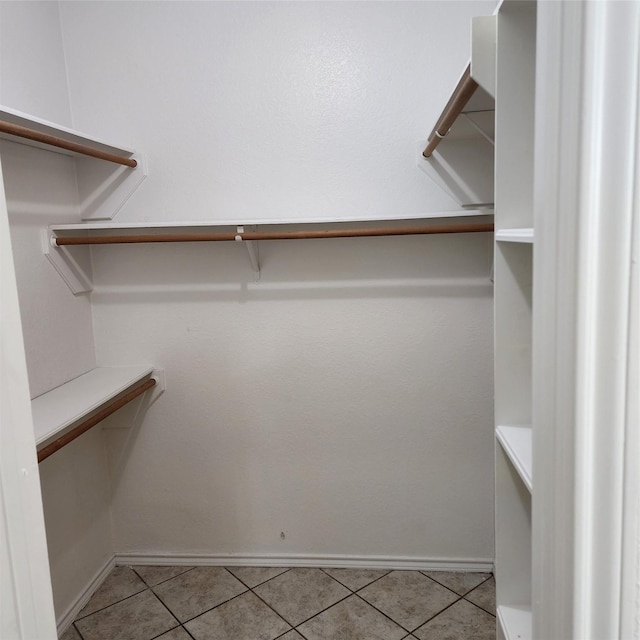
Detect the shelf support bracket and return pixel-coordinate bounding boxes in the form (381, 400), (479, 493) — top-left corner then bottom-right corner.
(42, 229), (93, 294)
(235, 226), (261, 280)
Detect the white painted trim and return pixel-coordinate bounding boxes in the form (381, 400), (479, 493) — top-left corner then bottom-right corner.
(534, 1), (640, 638)
(55, 556), (115, 637)
(114, 553), (493, 573)
(573, 3), (639, 639)
(0, 153), (57, 640)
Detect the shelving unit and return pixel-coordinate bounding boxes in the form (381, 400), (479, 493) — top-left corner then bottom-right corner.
(32, 365), (158, 452)
(423, 2), (537, 637)
(492, 2), (537, 639)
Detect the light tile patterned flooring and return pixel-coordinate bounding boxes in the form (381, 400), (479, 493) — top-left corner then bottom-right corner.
(60, 565), (495, 640)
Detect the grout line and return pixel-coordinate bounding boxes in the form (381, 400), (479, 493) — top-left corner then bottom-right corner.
(290, 591), (354, 629)
(73, 585), (149, 621)
(226, 566), (292, 590)
(420, 570), (493, 598)
(179, 625), (198, 640)
(352, 592), (413, 634)
(418, 571), (473, 598)
(132, 565), (197, 588)
(319, 567), (391, 593)
(462, 575), (496, 617)
(248, 588), (297, 635)
(352, 570), (392, 594)
(462, 595), (496, 618)
(72, 622), (85, 640)
(410, 594), (466, 632)
(175, 587), (249, 626)
(147, 589), (182, 631)
(148, 622), (182, 640)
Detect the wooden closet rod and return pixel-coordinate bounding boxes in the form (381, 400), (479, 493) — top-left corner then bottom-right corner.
(0, 121), (137, 168)
(423, 65), (479, 158)
(54, 222), (494, 246)
(37, 377), (156, 464)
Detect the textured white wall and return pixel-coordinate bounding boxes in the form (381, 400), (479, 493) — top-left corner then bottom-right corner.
(0, 1), (72, 126)
(59, 0), (495, 222)
(93, 234), (495, 562)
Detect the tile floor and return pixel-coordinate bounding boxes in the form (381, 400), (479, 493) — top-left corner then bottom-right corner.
(60, 565), (495, 640)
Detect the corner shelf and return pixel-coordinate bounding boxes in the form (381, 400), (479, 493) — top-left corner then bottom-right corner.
(0, 105), (135, 161)
(496, 425), (532, 492)
(496, 228), (534, 244)
(0, 104), (147, 223)
(31, 366), (156, 449)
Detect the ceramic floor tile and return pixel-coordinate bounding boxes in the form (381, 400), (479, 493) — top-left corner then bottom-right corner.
(154, 627), (193, 640)
(225, 566), (290, 588)
(253, 567), (350, 626)
(132, 565), (194, 587)
(277, 632), (305, 640)
(464, 576), (496, 615)
(153, 567), (247, 622)
(185, 591), (290, 640)
(322, 568), (389, 592)
(59, 624), (82, 640)
(413, 599), (496, 640)
(421, 571), (492, 596)
(75, 590), (178, 640)
(358, 570), (458, 631)
(297, 594), (407, 640)
(77, 566), (147, 618)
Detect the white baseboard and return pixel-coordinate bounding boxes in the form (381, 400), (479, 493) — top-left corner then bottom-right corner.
(56, 555), (115, 637)
(114, 552), (494, 573)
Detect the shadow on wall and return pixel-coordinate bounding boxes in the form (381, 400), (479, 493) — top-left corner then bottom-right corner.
(89, 230), (494, 305)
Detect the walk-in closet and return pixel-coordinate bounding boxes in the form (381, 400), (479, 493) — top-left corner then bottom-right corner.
(2, 2), (638, 640)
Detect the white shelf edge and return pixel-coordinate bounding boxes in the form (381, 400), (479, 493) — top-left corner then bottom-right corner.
(496, 425), (533, 492)
(31, 365), (154, 447)
(0, 104), (135, 158)
(497, 605), (532, 640)
(496, 228), (534, 243)
(48, 209), (495, 232)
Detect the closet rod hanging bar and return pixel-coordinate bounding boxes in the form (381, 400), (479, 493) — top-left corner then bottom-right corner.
(54, 222), (494, 246)
(0, 120), (137, 168)
(423, 64), (479, 158)
(37, 377), (156, 464)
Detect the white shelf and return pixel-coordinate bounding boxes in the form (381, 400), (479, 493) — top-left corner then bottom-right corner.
(31, 366), (154, 447)
(496, 425), (532, 492)
(497, 605), (532, 640)
(496, 228), (534, 243)
(49, 209), (494, 232)
(0, 105), (135, 159)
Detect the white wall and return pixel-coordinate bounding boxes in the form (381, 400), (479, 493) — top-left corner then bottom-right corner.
(93, 234), (494, 563)
(59, 0), (494, 222)
(0, 1), (72, 126)
(57, 1), (497, 565)
(0, 2), (112, 624)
